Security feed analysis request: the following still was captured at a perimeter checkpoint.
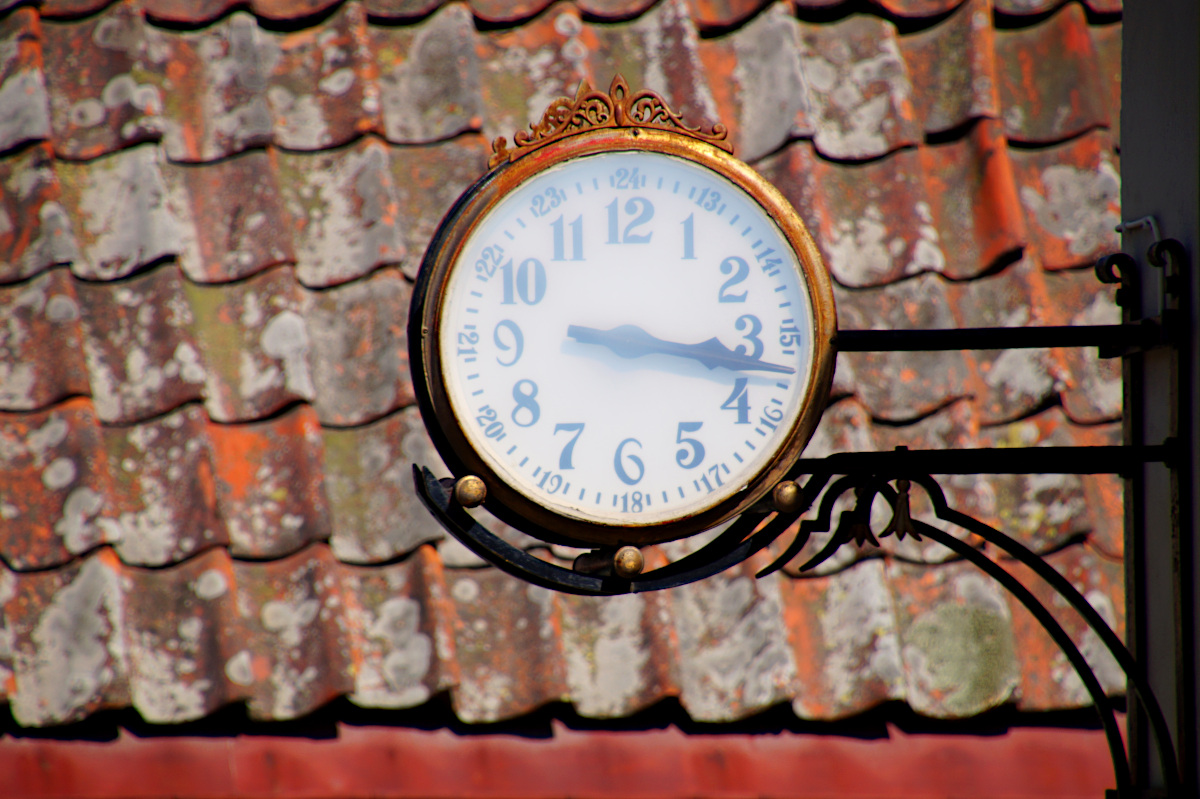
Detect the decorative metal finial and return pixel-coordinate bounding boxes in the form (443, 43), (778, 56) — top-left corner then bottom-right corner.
(489, 75), (731, 169)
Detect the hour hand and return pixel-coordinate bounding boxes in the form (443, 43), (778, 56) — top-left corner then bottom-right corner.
(566, 324), (795, 374)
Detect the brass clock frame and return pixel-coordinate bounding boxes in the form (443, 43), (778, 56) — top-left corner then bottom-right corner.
(409, 78), (836, 547)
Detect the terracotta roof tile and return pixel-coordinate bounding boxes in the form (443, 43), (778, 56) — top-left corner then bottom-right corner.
(277, 138), (406, 287)
(55, 143), (182, 281)
(0, 267), (89, 411)
(996, 0), (1122, 17)
(141, 0), (241, 27)
(164, 148), (295, 284)
(793, 13), (921, 161)
(182, 266), (313, 423)
(469, 0), (555, 25)
(207, 404), (331, 558)
(370, 3), (483, 144)
(1090, 19), (1121, 145)
(900, 0), (998, 135)
(1042, 264), (1122, 423)
(575, 0), (658, 20)
(323, 406), (446, 563)
(364, 0), (444, 20)
(0, 8), (52, 155)
(40, 1), (164, 161)
(868, 0), (962, 16)
(1011, 128), (1120, 270)
(681, 0), (769, 30)
(304, 266), (414, 425)
(38, 0), (120, 17)
(76, 264), (206, 423)
(0, 143), (78, 283)
(996, 2), (1110, 144)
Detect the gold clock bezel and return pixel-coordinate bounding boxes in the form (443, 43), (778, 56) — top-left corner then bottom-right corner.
(410, 125), (836, 547)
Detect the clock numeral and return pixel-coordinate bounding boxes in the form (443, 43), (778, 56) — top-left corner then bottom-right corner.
(530, 187), (566, 218)
(619, 491), (645, 513)
(733, 314), (764, 359)
(511, 379), (541, 427)
(474, 405), (507, 441)
(718, 256), (749, 303)
(720, 378), (751, 424)
(681, 214), (696, 260)
(694, 187), (721, 212)
(537, 470), (565, 494)
(493, 320), (524, 366)
(501, 258), (546, 305)
(675, 422), (706, 469)
(613, 437), (645, 486)
(758, 405), (786, 431)
(609, 167), (644, 190)
(779, 321), (802, 347)
(474, 245), (505, 278)
(606, 197), (654, 244)
(553, 422), (585, 469)
(551, 215), (584, 261)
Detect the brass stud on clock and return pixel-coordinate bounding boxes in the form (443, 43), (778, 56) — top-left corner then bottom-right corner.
(453, 475), (487, 508)
(613, 546), (644, 578)
(772, 480), (803, 514)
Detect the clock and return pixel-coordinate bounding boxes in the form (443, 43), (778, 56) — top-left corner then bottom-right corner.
(410, 78), (835, 548)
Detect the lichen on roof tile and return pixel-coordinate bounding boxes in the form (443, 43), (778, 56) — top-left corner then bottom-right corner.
(277, 137), (406, 287)
(323, 406), (446, 564)
(1041, 265), (1122, 423)
(303, 267), (415, 426)
(697, 2), (812, 162)
(0, 8), (52, 156)
(0, 143), (78, 283)
(164, 149), (295, 284)
(0, 399), (118, 570)
(157, 12), (279, 163)
(206, 404), (331, 558)
(0, 268), (89, 412)
(900, 0), (998, 135)
(996, 2), (1109, 144)
(1010, 128), (1119, 270)
(371, 3), (483, 143)
(266, 1), (380, 151)
(56, 143), (182, 281)
(795, 13), (921, 160)
(183, 267), (314, 423)
(40, 1), (165, 160)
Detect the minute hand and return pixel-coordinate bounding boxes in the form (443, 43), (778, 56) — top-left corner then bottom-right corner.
(567, 324), (795, 375)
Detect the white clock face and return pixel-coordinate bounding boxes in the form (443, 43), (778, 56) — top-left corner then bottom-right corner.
(435, 149), (821, 531)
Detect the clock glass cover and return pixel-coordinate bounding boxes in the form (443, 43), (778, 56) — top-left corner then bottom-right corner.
(416, 135), (833, 545)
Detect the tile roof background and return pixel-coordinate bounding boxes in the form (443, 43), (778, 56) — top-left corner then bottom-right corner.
(0, 0), (1124, 730)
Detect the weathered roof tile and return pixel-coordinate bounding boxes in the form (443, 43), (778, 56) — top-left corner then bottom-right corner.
(1042, 265), (1122, 423)
(0, 267), (89, 411)
(0, 143), (78, 283)
(996, 2), (1109, 144)
(41, 1), (164, 160)
(795, 13), (921, 161)
(56, 143), (182, 281)
(182, 266), (313, 423)
(304, 266), (414, 426)
(278, 137), (406, 288)
(207, 404), (331, 558)
(1011, 128), (1120, 270)
(323, 406), (446, 564)
(164, 148), (295, 284)
(0, 8), (52, 155)
(470, 0), (555, 24)
(371, 3), (483, 144)
(141, 0), (241, 24)
(76, 264), (206, 424)
(901, 0), (998, 134)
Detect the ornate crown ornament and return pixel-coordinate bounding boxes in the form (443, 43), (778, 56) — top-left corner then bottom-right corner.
(488, 75), (732, 169)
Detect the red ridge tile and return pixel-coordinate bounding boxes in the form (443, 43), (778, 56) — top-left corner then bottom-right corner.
(0, 8), (52, 155)
(76, 265), (207, 424)
(0, 143), (78, 283)
(996, 2), (1109, 144)
(41, 2), (164, 161)
(1010, 129), (1120, 270)
(183, 266), (314, 424)
(207, 404), (331, 558)
(323, 406), (447, 564)
(56, 144), (183, 281)
(278, 138), (406, 288)
(303, 266), (415, 426)
(164, 149), (295, 284)
(371, 4), (483, 144)
(795, 13), (921, 161)
(0, 268), (90, 411)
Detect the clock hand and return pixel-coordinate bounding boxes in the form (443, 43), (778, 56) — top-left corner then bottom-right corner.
(567, 324), (796, 375)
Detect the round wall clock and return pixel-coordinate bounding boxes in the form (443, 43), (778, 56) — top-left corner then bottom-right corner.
(410, 77), (835, 548)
